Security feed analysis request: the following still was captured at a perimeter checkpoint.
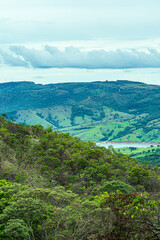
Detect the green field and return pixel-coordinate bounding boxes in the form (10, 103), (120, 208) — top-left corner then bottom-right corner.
(7, 105), (160, 143)
(1, 80), (160, 143)
(117, 145), (160, 166)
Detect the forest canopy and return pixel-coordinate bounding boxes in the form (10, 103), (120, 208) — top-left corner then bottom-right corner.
(0, 116), (160, 239)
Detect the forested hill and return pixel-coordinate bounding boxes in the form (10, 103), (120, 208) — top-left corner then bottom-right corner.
(1, 117), (160, 239)
(1, 116), (159, 193)
(1, 80), (160, 142)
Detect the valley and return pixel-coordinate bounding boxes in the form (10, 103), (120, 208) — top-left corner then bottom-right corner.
(1, 80), (159, 143)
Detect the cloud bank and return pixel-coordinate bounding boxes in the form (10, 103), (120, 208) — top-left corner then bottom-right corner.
(0, 45), (160, 69)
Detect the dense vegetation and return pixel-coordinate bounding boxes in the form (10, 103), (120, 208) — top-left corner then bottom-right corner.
(1, 80), (160, 142)
(1, 116), (160, 239)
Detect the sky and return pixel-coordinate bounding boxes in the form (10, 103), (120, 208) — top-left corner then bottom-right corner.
(0, 0), (160, 85)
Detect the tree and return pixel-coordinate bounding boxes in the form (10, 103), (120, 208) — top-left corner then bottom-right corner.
(3, 219), (31, 240)
(0, 197), (55, 240)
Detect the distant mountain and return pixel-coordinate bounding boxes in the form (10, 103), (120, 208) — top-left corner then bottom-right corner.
(1, 80), (160, 142)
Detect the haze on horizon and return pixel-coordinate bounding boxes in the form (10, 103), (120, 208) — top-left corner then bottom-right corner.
(0, 0), (160, 85)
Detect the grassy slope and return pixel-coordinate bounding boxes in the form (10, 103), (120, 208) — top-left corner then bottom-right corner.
(1, 80), (160, 143)
(10, 107), (160, 143)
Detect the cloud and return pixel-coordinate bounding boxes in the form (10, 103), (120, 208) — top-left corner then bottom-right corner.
(0, 45), (159, 70)
(0, 49), (28, 67)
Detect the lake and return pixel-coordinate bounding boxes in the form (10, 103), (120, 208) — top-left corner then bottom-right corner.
(96, 142), (159, 149)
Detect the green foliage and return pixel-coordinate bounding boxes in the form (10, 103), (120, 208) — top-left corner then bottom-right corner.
(3, 219), (31, 240)
(127, 166), (151, 189)
(0, 119), (160, 239)
(92, 180), (136, 195)
(0, 117), (160, 193)
(100, 192), (156, 239)
(0, 182), (55, 239)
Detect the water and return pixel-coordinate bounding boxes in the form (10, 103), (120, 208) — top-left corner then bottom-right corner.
(96, 142), (159, 149)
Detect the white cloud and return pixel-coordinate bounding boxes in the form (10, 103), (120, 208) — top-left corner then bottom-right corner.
(3, 45), (160, 69)
(0, 0), (160, 85)
(0, 49), (28, 67)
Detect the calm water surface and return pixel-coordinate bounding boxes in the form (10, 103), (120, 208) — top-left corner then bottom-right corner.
(96, 142), (159, 148)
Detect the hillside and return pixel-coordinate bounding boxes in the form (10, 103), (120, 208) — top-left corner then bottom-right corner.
(0, 116), (151, 192)
(117, 145), (160, 166)
(1, 118), (160, 239)
(1, 80), (160, 142)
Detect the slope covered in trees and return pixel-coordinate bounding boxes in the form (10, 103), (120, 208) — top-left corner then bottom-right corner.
(1, 117), (160, 239)
(1, 80), (160, 142)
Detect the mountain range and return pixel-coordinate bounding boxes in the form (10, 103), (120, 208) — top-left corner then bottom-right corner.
(1, 80), (160, 143)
